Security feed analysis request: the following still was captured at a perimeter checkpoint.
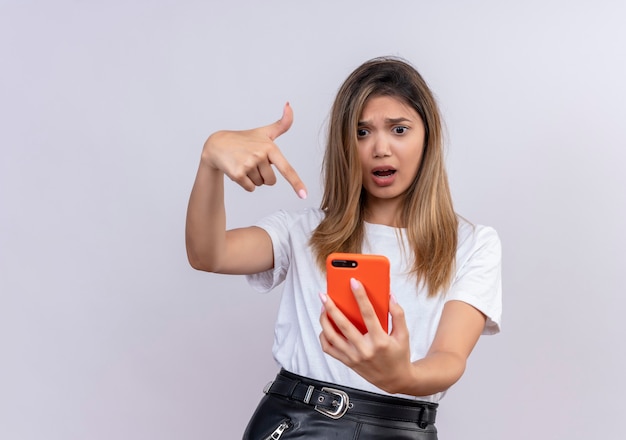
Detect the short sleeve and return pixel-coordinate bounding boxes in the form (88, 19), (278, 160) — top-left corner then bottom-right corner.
(447, 225), (502, 335)
(245, 210), (291, 293)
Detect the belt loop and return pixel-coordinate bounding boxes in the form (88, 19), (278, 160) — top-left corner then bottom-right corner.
(286, 379), (300, 398)
(419, 406), (436, 428)
(417, 406), (426, 428)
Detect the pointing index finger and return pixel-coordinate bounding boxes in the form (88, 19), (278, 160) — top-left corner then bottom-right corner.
(267, 148), (308, 199)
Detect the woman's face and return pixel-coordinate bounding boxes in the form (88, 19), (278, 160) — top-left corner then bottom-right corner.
(356, 95), (426, 221)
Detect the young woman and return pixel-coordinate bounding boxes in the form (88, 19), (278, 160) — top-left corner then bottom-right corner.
(186, 57), (502, 439)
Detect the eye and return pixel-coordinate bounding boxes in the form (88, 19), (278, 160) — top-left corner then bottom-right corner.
(393, 126), (408, 135)
(357, 128), (369, 138)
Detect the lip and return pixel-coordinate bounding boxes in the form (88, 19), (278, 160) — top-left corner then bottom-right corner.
(370, 166), (397, 187)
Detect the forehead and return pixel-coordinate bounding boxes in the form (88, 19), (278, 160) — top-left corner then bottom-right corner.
(359, 95), (419, 120)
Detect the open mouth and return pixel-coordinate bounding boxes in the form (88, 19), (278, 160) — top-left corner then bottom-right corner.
(373, 168), (396, 177)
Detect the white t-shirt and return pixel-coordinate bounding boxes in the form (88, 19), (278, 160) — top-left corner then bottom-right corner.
(246, 208), (502, 402)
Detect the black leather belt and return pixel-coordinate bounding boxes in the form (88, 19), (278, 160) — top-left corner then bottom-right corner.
(264, 369), (437, 426)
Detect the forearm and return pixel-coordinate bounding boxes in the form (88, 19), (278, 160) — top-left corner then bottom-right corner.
(388, 351), (466, 397)
(185, 153), (227, 272)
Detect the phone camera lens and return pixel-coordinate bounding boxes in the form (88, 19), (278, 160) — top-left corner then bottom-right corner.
(331, 259), (358, 268)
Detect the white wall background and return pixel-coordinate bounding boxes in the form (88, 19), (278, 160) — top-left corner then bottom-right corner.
(1, 1), (625, 438)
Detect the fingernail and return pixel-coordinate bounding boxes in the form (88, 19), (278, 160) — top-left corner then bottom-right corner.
(391, 294), (398, 304)
(350, 278), (360, 291)
(298, 189), (308, 199)
(319, 292), (328, 304)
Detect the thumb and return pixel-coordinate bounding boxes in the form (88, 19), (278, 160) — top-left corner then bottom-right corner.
(266, 102), (294, 141)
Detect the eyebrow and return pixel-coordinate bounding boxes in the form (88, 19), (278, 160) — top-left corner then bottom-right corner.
(357, 117), (412, 126)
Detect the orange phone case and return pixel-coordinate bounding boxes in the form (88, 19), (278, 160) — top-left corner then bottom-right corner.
(326, 252), (390, 334)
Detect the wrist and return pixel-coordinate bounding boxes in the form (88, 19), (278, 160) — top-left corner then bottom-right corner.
(200, 131), (224, 171)
(376, 362), (419, 395)
(393, 363), (420, 395)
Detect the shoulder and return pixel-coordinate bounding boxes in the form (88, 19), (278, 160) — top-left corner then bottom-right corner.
(457, 216), (500, 248)
(456, 216), (501, 265)
(450, 215), (503, 334)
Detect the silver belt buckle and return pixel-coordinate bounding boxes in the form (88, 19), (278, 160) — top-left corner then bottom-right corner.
(314, 387), (350, 419)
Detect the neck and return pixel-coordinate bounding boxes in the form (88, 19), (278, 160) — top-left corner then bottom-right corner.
(363, 198), (404, 227)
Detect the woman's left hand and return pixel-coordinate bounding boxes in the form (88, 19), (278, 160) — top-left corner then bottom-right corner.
(319, 278), (414, 394)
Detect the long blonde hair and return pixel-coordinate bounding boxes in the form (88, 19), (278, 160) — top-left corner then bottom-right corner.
(309, 57), (458, 296)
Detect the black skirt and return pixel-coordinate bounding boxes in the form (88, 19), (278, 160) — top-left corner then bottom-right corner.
(242, 369), (438, 439)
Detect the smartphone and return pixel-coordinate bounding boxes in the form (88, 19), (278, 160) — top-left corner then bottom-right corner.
(326, 252), (390, 334)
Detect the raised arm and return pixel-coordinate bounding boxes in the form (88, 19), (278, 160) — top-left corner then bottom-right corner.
(185, 103), (307, 274)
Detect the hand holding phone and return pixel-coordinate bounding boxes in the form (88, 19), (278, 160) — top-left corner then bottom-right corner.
(326, 253), (390, 334)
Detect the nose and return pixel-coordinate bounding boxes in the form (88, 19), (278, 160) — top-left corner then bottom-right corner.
(372, 135), (392, 158)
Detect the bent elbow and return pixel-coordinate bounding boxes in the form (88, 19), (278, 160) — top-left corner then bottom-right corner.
(186, 250), (219, 273)
(446, 356), (467, 389)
